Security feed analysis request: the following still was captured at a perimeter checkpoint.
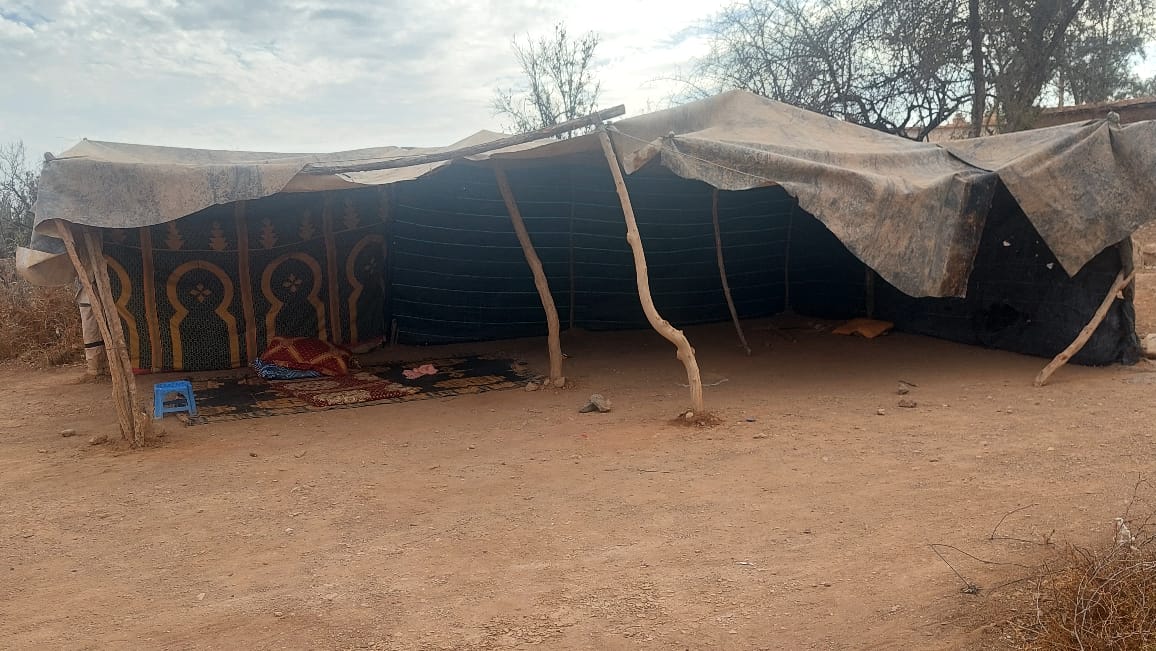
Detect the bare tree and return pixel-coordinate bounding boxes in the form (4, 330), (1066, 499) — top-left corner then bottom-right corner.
(693, 0), (1155, 138)
(0, 141), (37, 258)
(1051, 0), (1156, 105)
(692, 0), (972, 140)
(983, 1), (1088, 131)
(968, 0), (987, 136)
(1127, 74), (1156, 97)
(492, 23), (602, 135)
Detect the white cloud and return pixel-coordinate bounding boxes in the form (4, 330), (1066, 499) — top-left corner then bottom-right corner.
(0, 0), (724, 161)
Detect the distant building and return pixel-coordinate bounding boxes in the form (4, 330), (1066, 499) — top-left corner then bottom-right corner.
(1034, 97), (1156, 128)
(911, 113), (998, 142)
(910, 97), (1156, 141)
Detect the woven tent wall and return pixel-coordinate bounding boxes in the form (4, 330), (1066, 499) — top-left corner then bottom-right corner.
(98, 163), (1136, 372)
(103, 187), (388, 371)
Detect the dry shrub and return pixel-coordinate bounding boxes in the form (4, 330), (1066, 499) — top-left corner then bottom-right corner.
(1027, 546), (1156, 649)
(1019, 490), (1156, 649)
(0, 258), (81, 366)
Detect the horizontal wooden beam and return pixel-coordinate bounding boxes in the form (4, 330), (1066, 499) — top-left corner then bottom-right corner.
(300, 105), (626, 176)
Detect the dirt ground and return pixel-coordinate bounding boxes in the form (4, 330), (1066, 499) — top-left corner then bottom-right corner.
(3, 300), (1156, 649)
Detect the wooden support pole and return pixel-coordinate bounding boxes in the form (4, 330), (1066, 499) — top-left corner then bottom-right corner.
(783, 202), (796, 313)
(82, 228), (146, 446)
(56, 222), (142, 445)
(1034, 269), (1135, 387)
(303, 105), (626, 176)
(711, 189), (751, 355)
(597, 126), (705, 412)
(567, 166), (577, 330)
(494, 168), (564, 383)
(1118, 238), (1136, 302)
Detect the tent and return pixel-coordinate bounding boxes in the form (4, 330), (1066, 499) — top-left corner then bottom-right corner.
(19, 90), (1156, 443)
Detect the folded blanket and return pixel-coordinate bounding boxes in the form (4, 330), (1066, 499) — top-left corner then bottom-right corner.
(261, 336), (352, 376)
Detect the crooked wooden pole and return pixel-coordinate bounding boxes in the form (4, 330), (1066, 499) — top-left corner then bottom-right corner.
(56, 221), (142, 445)
(711, 189), (751, 355)
(1034, 268), (1135, 387)
(494, 168), (564, 384)
(1118, 239), (1137, 303)
(597, 126), (705, 412)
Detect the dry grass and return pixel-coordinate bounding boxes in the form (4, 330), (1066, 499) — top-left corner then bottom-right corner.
(0, 258), (81, 367)
(1014, 486), (1156, 650)
(1026, 547), (1156, 649)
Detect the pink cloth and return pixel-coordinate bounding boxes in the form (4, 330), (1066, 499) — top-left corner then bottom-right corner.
(403, 364), (438, 380)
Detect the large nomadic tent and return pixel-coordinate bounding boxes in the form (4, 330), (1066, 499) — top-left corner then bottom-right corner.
(18, 90), (1156, 444)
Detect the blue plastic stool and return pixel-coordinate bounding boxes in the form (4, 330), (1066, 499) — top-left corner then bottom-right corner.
(153, 380), (198, 419)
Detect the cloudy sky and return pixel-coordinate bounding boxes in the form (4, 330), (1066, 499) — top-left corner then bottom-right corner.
(0, 0), (726, 160)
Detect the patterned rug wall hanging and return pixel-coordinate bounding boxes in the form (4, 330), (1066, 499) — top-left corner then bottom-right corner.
(171, 356), (534, 425)
(102, 187), (389, 372)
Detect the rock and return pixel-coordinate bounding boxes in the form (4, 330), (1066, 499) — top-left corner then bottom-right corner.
(898, 398), (917, 408)
(897, 382), (912, 395)
(59, 428), (76, 438)
(553, 377), (566, 389)
(293, 450), (307, 458)
(37, 449), (47, 454)
(1142, 242), (1156, 267)
(284, 527), (294, 534)
(579, 394), (611, 413)
(753, 433), (768, 439)
(249, 452), (258, 457)
(274, 611), (284, 617)
(196, 593), (206, 601)
(683, 410), (695, 420)
(1142, 333), (1156, 359)
(525, 382), (540, 392)
(88, 434), (109, 446)
(876, 408), (886, 416)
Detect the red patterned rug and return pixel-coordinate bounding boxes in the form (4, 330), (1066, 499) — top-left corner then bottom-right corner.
(174, 356), (534, 424)
(271, 373), (420, 408)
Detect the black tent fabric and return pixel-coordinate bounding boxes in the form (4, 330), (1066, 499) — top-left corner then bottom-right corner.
(388, 163), (793, 344)
(875, 187), (1138, 365)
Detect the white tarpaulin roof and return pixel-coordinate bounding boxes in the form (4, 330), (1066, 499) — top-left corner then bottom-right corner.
(25, 90), (1156, 297)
